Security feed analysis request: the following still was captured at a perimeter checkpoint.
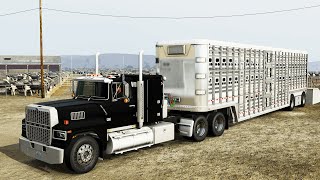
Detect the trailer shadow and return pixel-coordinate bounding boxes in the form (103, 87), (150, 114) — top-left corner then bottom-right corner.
(0, 143), (72, 174)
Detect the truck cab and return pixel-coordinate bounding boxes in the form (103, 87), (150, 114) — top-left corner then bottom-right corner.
(19, 73), (174, 173)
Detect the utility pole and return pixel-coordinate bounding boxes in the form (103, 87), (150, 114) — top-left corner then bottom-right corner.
(39, 0), (45, 98)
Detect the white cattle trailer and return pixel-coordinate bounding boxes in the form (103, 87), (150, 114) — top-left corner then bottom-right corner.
(157, 40), (307, 134)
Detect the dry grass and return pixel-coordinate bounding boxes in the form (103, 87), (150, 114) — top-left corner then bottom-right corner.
(0, 92), (320, 179)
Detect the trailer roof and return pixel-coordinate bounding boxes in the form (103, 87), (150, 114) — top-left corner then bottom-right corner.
(156, 39), (308, 54)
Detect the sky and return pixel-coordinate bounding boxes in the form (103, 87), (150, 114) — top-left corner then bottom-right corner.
(0, 0), (319, 61)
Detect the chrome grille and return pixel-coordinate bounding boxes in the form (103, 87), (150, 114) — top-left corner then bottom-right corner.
(26, 109), (50, 126)
(26, 108), (51, 145)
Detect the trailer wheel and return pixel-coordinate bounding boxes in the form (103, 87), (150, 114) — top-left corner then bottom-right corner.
(208, 112), (225, 136)
(192, 116), (208, 142)
(65, 136), (99, 174)
(287, 95), (295, 111)
(299, 92), (306, 107)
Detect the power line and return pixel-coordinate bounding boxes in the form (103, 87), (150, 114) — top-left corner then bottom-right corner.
(43, 4), (320, 19)
(1, 4), (320, 19)
(0, 8), (38, 17)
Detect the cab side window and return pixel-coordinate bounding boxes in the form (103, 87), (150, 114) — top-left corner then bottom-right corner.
(112, 82), (131, 101)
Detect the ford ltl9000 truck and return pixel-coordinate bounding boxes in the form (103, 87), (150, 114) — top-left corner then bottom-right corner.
(20, 40), (308, 173)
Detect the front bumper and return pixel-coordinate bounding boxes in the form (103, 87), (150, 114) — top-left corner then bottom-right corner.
(19, 137), (64, 164)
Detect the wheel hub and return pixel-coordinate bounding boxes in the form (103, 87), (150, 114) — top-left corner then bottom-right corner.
(77, 144), (93, 165)
(214, 116), (224, 132)
(196, 121), (206, 136)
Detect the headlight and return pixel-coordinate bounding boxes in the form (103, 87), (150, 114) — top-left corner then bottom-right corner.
(53, 130), (67, 141)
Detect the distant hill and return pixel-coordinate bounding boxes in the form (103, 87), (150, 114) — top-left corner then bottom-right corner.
(308, 61), (320, 72)
(61, 54), (319, 72)
(61, 53), (155, 70)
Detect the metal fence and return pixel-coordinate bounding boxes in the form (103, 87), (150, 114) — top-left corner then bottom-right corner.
(308, 76), (320, 88)
(0, 72), (67, 96)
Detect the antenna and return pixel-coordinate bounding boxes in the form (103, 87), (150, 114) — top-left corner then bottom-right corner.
(122, 56), (125, 73)
(70, 55), (73, 72)
(122, 56), (125, 82)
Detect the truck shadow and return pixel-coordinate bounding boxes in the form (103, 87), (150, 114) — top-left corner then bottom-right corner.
(0, 143), (73, 174)
(0, 137), (205, 174)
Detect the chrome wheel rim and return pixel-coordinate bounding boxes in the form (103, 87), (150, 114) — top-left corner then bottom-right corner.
(214, 116), (224, 132)
(77, 144), (93, 165)
(196, 121), (206, 137)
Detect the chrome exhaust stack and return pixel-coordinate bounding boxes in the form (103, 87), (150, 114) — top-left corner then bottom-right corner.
(137, 50), (144, 128)
(95, 52), (100, 75)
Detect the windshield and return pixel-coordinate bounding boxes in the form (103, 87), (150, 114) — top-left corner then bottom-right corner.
(75, 81), (109, 99)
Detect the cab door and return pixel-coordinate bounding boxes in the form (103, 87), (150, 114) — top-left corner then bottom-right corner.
(107, 82), (137, 129)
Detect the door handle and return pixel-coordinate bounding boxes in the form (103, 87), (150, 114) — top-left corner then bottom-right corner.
(129, 105), (136, 108)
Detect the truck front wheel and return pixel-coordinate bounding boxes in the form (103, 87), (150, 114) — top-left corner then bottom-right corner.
(65, 136), (99, 174)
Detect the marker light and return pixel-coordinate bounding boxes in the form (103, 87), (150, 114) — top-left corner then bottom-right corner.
(64, 120), (69, 125)
(124, 98), (130, 103)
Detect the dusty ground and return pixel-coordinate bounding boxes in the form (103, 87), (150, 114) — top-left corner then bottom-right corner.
(1, 91), (320, 179)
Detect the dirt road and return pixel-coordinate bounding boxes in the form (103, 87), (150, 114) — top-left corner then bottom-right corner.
(1, 95), (320, 179)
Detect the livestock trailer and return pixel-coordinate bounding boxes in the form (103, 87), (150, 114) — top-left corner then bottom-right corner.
(156, 40), (308, 123)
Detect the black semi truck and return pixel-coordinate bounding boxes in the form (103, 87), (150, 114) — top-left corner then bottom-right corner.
(19, 51), (225, 173)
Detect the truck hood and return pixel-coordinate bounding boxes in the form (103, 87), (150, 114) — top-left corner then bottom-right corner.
(38, 99), (96, 108)
(35, 98), (108, 133)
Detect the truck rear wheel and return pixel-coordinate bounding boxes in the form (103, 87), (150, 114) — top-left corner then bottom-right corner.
(65, 136), (99, 174)
(208, 112), (225, 136)
(287, 95), (295, 111)
(192, 116), (208, 142)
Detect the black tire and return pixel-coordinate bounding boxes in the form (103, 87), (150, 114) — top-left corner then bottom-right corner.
(300, 92), (306, 107)
(65, 136), (99, 174)
(287, 95), (295, 111)
(192, 116), (208, 142)
(207, 112), (225, 136)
